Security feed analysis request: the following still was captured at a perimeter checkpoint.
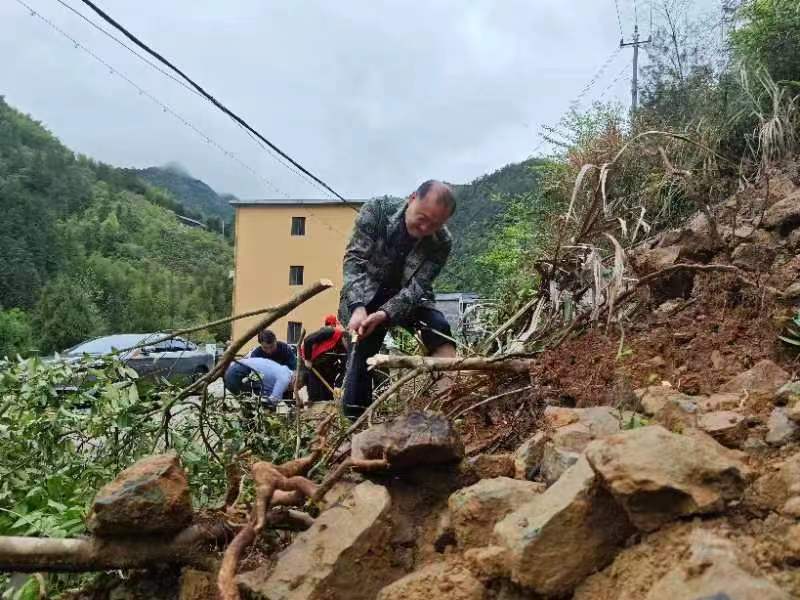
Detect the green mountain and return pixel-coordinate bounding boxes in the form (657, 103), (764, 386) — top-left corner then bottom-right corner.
(0, 96), (233, 356)
(131, 163), (235, 222)
(438, 158), (546, 294)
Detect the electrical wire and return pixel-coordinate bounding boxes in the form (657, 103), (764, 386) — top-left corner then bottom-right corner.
(613, 0), (625, 38)
(76, 0), (347, 202)
(15, 0), (286, 199)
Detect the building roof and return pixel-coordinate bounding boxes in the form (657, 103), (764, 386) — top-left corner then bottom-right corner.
(230, 198), (366, 207)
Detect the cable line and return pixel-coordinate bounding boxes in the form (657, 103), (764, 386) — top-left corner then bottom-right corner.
(15, 0), (287, 200)
(613, 0), (625, 38)
(76, 0), (347, 202)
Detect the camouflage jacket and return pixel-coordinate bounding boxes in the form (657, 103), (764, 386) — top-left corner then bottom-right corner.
(339, 196), (452, 324)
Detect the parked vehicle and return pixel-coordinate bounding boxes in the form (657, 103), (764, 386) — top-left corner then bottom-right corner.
(62, 333), (215, 381)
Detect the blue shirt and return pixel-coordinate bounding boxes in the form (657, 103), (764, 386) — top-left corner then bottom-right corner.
(237, 357), (293, 399)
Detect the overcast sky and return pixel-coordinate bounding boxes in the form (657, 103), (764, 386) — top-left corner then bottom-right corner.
(2, 1), (662, 199)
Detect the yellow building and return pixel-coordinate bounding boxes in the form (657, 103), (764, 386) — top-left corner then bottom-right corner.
(230, 199), (365, 350)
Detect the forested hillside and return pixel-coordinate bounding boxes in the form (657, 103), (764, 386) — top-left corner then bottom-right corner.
(131, 164), (235, 224)
(438, 158), (547, 295)
(0, 97), (233, 357)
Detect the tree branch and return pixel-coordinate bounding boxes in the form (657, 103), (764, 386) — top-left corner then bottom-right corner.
(366, 354), (531, 373)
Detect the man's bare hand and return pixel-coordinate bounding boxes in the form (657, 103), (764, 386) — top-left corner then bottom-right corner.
(348, 306), (367, 333)
(358, 310), (388, 338)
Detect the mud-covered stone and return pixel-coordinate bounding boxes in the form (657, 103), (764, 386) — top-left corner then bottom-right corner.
(87, 452), (192, 536)
(468, 453), (514, 479)
(494, 456), (634, 596)
(645, 530), (789, 600)
(585, 425), (750, 532)
(698, 410), (748, 448)
(352, 411), (465, 469)
(448, 477), (544, 549)
(636, 386), (701, 417)
(238, 481), (394, 600)
(720, 360), (790, 401)
(376, 560), (485, 600)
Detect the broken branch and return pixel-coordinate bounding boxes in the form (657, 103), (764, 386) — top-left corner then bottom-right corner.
(366, 354), (531, 373)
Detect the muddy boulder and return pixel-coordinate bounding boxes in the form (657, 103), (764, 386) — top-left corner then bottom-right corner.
(87, 452), (192, 537)
(238, 480), (395, 600)
(352, 410), (464, 469)
(746, 451), (800, 514)
(766, 407), (800, 446)
(513, 432), (546, 480)
(585, 425), (750, 532)
(448, 477), (545, 549)
(494, 456), (635, 596)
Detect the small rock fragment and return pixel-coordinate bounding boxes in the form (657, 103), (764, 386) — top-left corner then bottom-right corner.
(698, 410), (748, 448)
(766, 408), (799, 446)
(468, 453), (514, 479)
(512, 432), (546, 480)
(732, 242), (776, 271)
(746, 452), (800, 514)
(776, 381), (800, 407)
(763, 192), (800, 234)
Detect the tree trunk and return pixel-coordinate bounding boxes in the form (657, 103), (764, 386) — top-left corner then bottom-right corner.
(366, 354), (531, 373)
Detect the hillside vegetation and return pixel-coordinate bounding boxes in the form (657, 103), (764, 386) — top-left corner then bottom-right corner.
(0, 97), (233, 356)
(130, 163), (235, 225)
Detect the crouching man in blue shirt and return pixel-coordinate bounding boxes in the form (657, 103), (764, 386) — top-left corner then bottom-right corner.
(223, 356), (295, 409)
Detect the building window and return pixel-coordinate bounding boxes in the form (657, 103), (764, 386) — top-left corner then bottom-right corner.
(289, 265), (304, 285)
(291, 216), (306, 236)
(287, 321), (303, 344)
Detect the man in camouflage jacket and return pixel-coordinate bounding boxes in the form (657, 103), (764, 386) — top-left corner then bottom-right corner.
(339, 180), (457, 419)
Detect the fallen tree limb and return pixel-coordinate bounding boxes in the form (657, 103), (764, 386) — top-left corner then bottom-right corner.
(366, 354), (531, 373)
(0, 521), (227, 573)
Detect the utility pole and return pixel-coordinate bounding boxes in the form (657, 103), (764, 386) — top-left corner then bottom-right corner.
(620, 24), (652, 113)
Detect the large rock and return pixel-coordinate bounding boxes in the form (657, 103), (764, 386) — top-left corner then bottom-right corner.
(494, 456), (634, 596)
(766, 407), (800, 446)
(633, 245), (693, 299)
(698, 410), (748, 448)
(87, 452), (192, 536)
(351, 411), (464, 469)
(238, 481), (394, 600)
(585, 426), (750, 532)
(645, 530), (789, 600)
(776, 381), (800, 407)
(720, 360), (790, 401)
(376, 561), (485, 600)
(448, 477), (545, 549)
(763, 192), (800, 234)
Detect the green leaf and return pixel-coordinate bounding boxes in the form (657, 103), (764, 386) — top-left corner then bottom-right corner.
(779, 335), (800, 347)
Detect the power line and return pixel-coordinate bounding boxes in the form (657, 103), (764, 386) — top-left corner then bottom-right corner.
(15, 0), (287, 200)
(76, 0), (347, 202)
(613, 0), (625, 39)
(52, 0), (338, 203)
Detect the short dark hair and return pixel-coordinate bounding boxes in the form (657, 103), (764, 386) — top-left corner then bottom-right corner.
(258, 329), (277, 344)
(416, 180), (456, 216)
